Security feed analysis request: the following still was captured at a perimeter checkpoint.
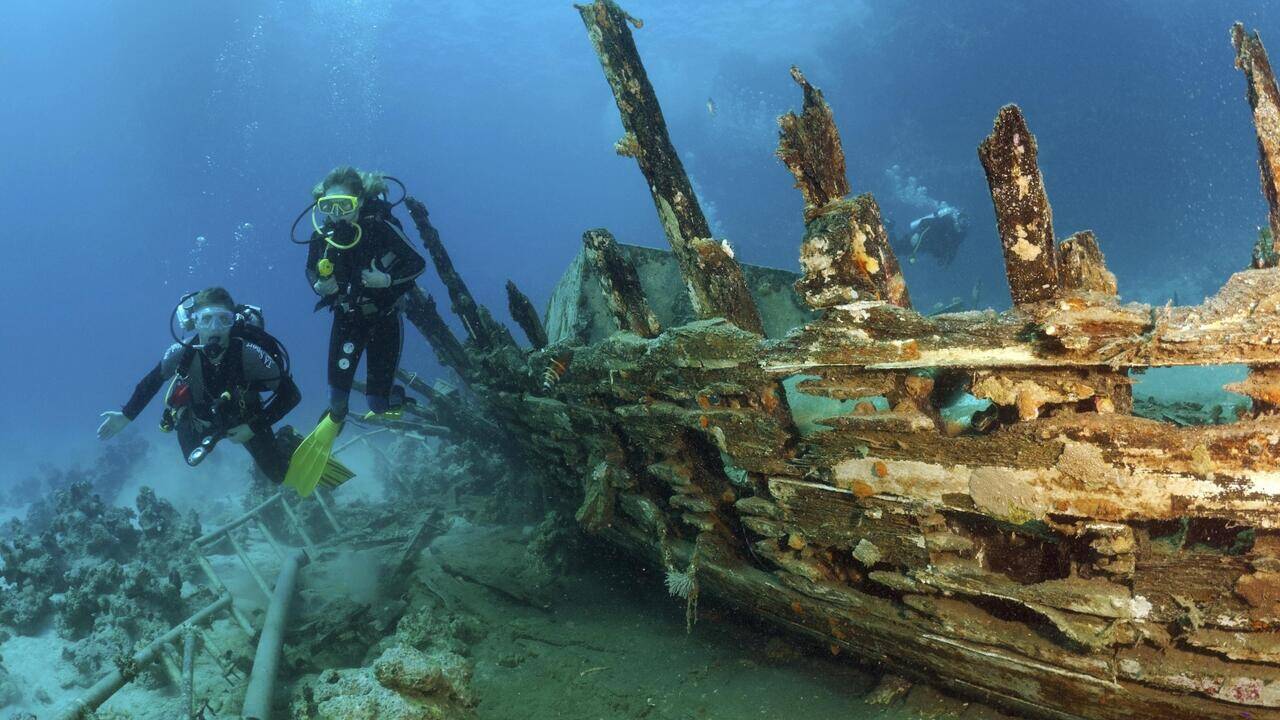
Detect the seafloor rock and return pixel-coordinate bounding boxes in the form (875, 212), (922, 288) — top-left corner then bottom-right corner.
(292, 645), (475, 720)
(373, 646), (472, 704)
(393, 600), (486, 661)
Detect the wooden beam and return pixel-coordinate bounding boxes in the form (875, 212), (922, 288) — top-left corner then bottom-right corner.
(405, 196), (515, 349)
(505, 280), (548, 349)
(776, 66), (851, 221)
(795, 194), (912, 310)
(768, 267), (1280, 372)
(582, 228), (662, 338)
(779, 68), (910, 310)
(978, 104), (1061, 306)
(1232, 23), (1280, 267)
(576, 0), (763, 334)
(404, 286), (470, 378)
(1058, 231), (1117, 296)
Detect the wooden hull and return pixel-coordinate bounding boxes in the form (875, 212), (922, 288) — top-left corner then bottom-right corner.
(393, 6), (1280, 717)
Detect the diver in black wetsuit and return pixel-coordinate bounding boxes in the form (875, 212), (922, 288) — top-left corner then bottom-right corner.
(96, 287), (302, 482)
(304, 166), (426, 424)
(899, 203), (970, 267)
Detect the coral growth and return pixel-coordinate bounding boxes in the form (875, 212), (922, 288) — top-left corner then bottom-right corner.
(0, 481), (199, 682)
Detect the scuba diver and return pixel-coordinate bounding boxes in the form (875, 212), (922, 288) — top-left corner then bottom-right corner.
(285, 166), (426, 496)
(898, 202), (970, 267)
(95, 288), (350, 487)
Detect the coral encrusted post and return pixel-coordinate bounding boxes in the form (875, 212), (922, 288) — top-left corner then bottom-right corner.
(978, 104), (1061, 306)
(582, 228), (662, 338)
(778, 67), (911, 310)
(1233, 23), (1280, 267)
(576, 0), (763, 334)
(505, 280), (548, 350)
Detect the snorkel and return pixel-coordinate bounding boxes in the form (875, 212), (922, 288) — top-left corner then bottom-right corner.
(312, 190), (364, 249)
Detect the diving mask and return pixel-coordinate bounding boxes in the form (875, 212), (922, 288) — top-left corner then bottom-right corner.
(311, 194), (364, 250)
(192, 307), (235, 331)
(316, 194), (360, 220)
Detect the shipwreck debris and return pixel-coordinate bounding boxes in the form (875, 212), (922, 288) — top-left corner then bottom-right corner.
(575, 0), (763, 334)
(978, 104), (1061, 306)
(779, 67), (912, 310)
(505, 280), (549, 350)
(361, 9), (1280, 720)
(777, 66), (850, 220)
(582, 228), (662, 338)
(1057, 230), (1118, 296)
(1233, 23), (1280, 267)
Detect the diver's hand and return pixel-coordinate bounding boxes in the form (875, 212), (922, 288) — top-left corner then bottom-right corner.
(226, 424), (255, 444)
(97, 411), (130, 441)
(313, 276), (339, 296)
(360, 260), (391, 289)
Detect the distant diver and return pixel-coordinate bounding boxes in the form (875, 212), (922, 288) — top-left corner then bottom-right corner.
(95, 287), (345, 486)
(897, 202), (970, 267)
(285, 166), (426, 496)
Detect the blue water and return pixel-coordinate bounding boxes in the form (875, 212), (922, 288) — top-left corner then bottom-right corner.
(2, 0), (1278, 481)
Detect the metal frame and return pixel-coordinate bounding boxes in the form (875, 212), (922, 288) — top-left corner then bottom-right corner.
(55, 483), (349, 719)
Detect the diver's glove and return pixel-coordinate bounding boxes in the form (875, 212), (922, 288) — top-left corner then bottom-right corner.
(314, 276), (339, 296)
(360, 260), (391, 289)
(226, 424), (255, 444)
(97, 411), (130, 440)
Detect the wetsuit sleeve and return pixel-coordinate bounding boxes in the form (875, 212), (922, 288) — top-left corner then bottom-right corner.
(122, 344), (184, 420)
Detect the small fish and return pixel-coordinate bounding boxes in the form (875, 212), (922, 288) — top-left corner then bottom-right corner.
(706, 97), (717, 116)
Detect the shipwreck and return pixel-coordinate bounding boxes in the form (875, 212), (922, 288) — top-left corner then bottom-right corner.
(190, 6), (1280, 719)
(361, 7), (1280, 719)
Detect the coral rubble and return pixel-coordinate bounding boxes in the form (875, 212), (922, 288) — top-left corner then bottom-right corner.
(0, 481), (199, 682)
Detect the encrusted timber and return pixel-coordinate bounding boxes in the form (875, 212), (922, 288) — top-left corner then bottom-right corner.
(1233, 22), (1280, 265)
(795, 195), (913, 310)
(575, 0), (763, 334)
(799, 414), (1280, 528)
(1058, 231), (1117, 296)
(777, 68), (911, 311)
(776, 66), (850, 220)
(596, 511), (1276, 720)
(582, 227), (662, 338)
(537, 319), (796, 474)
(405, 196), (516, 352)
(741, 480), (1280, 711)
(979, 104), (1061, 306)
(766, 267), (1280, 373)
(506, 280), (548, 349)
(968, 367), (1132, 419)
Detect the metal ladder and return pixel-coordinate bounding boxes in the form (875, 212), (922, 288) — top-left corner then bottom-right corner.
(54, 488), (343, 720)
